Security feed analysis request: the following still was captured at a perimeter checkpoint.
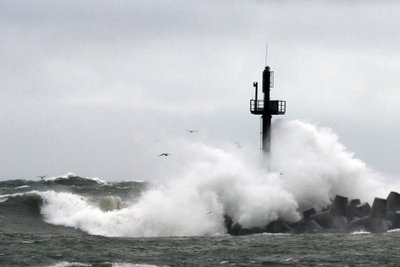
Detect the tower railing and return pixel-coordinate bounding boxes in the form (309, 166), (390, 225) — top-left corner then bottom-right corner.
(250, 100), (264, 113)
(250, 100), (286, 115)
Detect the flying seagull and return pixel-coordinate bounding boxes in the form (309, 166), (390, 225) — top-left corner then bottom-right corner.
(37, 175), (46, 180)
(158, 153), (171, 157)
(185, 130), (199, 133)
(234, 141), (242, 149)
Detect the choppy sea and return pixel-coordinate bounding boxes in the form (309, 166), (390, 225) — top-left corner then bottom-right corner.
(1, 174), (400, 267)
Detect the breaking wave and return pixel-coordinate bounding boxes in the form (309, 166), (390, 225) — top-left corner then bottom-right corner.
(0, 120), (396, 237)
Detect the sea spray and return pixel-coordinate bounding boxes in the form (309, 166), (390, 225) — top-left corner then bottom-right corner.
(272, 119), (389, 208)
(24, 120), (395, 237)
(173, 144), (300, 228)
(35, 146), (301, 236)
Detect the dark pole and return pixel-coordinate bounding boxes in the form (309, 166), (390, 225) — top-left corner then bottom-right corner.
(253, 82), (258, 104)
(250, 55), (286, 168)
(262, 66), (271, 154)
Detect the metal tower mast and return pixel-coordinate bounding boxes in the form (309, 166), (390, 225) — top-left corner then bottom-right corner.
(250, 62), (286, 154)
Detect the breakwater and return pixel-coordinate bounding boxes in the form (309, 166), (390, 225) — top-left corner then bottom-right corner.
(225, 191), (400, 235)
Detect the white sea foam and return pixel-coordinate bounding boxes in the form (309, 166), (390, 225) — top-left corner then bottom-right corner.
(45, 172), (77, 181)
(44, 262), (90, 267)
(35, 120), (395, 237)
(44, 262), (167, 267)
(15, 185), (29, 189)
(0, 192), (25, 199)
(112, 263), (168, 267)
(351, 230), (371, 235)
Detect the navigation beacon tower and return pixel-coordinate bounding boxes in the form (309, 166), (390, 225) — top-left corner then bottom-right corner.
(250, 60), (286, 154)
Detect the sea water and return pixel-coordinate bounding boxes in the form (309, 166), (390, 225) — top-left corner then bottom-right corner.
(1, 176), (400, 267)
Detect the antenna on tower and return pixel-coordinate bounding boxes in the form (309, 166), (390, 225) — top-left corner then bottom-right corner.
(265, 44), (268, 66)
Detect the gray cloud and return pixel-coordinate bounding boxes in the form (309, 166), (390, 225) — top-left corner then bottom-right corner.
(1, 0), (400, 179)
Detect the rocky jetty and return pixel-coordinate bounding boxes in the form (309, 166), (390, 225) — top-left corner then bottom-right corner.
(225, 191), (400, 235)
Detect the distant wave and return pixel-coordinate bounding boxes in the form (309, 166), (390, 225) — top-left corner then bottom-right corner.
(44, 172), (108, 185)
(0, 192), (43, 217)
(0, 175), (146, 195)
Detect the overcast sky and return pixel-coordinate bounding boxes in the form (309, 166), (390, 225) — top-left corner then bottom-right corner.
(1, 0), (400, 181)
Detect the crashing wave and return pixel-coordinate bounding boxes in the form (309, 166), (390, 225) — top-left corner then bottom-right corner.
(1, 120), (398, 238)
